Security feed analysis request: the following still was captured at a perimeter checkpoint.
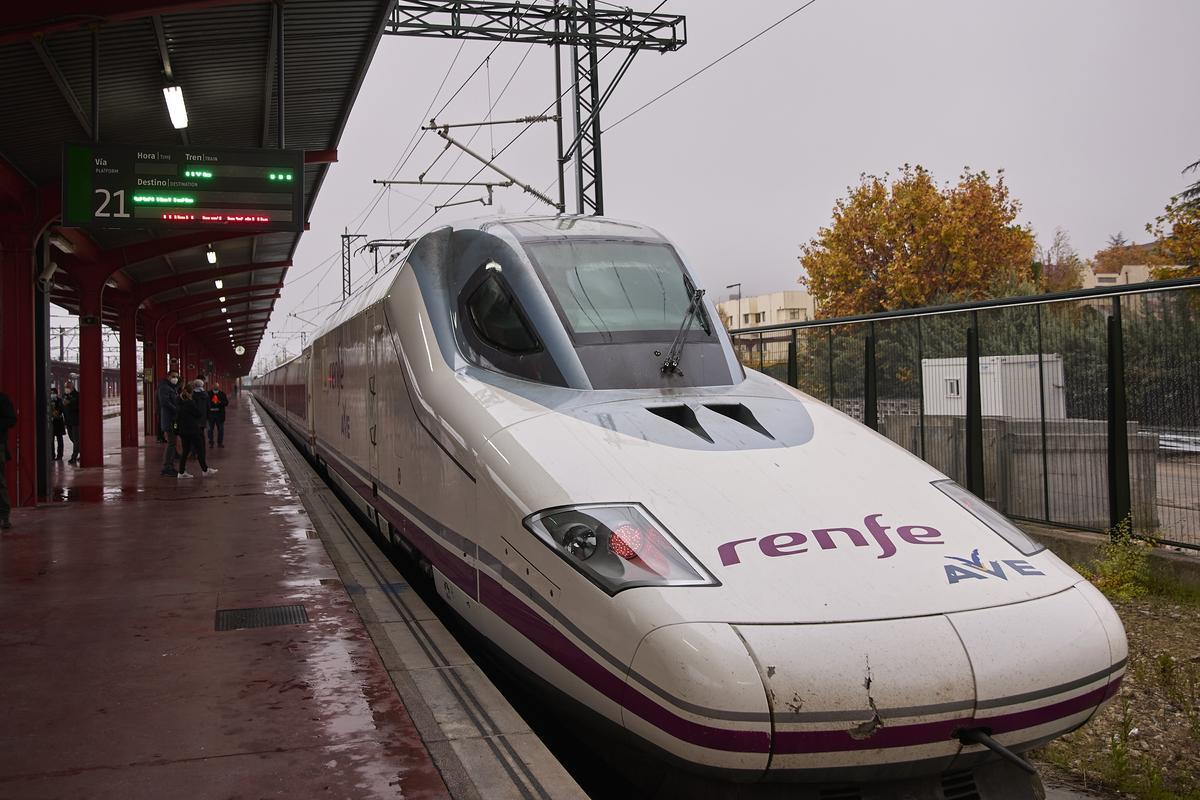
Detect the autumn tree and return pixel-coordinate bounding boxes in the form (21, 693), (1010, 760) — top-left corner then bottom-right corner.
(799, 165), (1036, 317)
(1147, 193), (1200, 279)
(1036, 227), (1084, 292)
(1181, 158), (1200, 212)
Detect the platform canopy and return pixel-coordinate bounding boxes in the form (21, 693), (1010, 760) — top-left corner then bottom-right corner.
(0, 0), (391, 370)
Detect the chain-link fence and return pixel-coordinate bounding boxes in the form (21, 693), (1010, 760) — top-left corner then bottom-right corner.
(729, 280), (1200, 549)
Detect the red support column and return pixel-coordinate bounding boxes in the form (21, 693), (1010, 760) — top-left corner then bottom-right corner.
(118, 306), (139, 448)
(76, 278), (105, 468)
(142, 336), (155, 437)
(0, 232), (37, 508)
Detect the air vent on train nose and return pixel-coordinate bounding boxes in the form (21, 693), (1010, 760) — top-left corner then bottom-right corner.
(704, 403), (775, 439)
(940, 770), (982, 800)
(646, 405), (713, 443)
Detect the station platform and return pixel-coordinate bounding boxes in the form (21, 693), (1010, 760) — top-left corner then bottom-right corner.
(0, 398), (580, 799)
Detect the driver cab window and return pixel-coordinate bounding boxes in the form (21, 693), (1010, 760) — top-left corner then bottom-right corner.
(466, 274), (540, 353)
(457, 264), (566, 386)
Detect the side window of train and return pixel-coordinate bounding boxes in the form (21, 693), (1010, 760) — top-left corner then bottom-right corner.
(458, 264), (567, 386)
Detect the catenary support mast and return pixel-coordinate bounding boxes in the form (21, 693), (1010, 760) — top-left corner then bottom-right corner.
(383, 1), (686, 215)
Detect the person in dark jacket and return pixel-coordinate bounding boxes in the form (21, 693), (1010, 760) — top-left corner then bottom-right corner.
(49, 387), (65, 461)
(0, 391), (15, 529)
(176, 383), (217, 478)
(158, 371), (181, 476)
(206, 383), (229, 448)
(61, 381), (80, 465)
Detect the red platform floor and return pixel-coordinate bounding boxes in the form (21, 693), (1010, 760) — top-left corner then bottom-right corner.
(0, 397), (450, 799)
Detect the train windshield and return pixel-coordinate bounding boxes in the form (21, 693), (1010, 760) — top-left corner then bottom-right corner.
(524, 240), (709, 343)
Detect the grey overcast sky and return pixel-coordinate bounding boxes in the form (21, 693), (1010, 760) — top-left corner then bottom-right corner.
(256, 0), (1200, 368)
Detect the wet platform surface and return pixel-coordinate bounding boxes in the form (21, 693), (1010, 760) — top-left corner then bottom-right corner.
(0, 399), (451, 799)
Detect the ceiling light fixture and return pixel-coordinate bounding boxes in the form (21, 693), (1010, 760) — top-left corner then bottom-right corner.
(214, 279), (224, 290)
(206, 246), (217, 265)
(162, 85), (189, 129)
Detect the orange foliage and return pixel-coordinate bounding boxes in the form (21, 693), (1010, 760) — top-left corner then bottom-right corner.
(800, 166), (1035, 317)
(1147, 195), (1200, 279)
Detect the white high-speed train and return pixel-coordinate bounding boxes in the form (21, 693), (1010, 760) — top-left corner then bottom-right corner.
(257, 216), (1126, 797)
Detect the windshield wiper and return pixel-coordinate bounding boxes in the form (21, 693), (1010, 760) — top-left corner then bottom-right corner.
(661, 287), (707, 376)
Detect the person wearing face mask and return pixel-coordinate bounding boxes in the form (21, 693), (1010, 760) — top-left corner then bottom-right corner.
(61, 381), (80, 465)
(158, 370), (181, 477)
(48, 386), (65, 461)
(206, 382), (229, 448)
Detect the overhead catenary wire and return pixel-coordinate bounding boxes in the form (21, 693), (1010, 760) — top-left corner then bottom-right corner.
(408, 40), (633, 233)
(520, 0), (812, 210)
(386, 41), (540, 240)
(261, 35), (476, 352)
(283, 1), (570, 327)
(604, 0), (820, 134)
(272, 37), (539, 361)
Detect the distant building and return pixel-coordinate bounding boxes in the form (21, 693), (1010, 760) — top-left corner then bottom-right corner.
(1082, 242), (1182, 288)
(717, 290), (818, 330)
(1082, 262), (1162, 289)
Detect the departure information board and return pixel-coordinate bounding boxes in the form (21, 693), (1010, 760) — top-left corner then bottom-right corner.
(62, 143), (305, 232)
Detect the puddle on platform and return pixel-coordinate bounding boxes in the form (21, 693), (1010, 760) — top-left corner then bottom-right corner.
(50, 485), (145, 503)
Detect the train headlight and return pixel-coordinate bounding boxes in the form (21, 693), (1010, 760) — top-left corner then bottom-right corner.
(933, 479), (1045, 556)
(524, 504), (719, 595)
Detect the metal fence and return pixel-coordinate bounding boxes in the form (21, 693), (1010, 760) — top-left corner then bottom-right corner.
(729, 278), (1200, 549)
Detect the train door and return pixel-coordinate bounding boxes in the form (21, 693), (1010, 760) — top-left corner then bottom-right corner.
(366, 304), (380, 484)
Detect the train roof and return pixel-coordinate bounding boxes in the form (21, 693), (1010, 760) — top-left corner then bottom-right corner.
(300, 214), (675, 348)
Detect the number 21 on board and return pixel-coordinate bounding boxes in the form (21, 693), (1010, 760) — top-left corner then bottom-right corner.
(94, 188), (131, 218)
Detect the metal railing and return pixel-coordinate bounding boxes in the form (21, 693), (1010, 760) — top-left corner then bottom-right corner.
(729, 277), (1200, 549)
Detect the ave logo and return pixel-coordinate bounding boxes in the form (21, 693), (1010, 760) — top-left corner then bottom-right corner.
(944, 548), (1045, 585)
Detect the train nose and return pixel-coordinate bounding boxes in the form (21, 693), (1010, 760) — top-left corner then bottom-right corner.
(623, 586), (1125, 783)
(737, 614), (975, 782)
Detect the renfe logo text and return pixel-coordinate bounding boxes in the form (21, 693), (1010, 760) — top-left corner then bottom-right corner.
(717, 514), (943, 566)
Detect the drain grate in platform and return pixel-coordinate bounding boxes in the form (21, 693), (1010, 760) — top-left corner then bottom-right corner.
(215, 604), (309, 631)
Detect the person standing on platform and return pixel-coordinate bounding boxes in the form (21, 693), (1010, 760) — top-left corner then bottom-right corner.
(48, 387), (65, 461)
(176, 383), (217, 478)
(61, 381), (80, 465)
(0, 390), (15, 529)
(206, 382), (229, 448)
(154, 378), (166, 444)
(158, 371), (181, 477)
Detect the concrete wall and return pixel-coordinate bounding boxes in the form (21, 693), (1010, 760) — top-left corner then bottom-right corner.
(1021, 522), (1200, 595)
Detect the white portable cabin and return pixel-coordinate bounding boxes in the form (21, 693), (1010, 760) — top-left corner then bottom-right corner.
(921, 354), (1066, 419)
